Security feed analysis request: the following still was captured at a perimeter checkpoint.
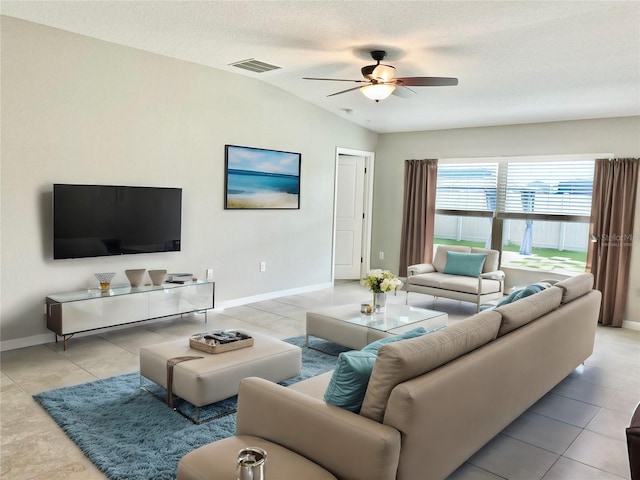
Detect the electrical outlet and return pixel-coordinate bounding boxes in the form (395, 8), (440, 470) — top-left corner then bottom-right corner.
(379, 251), (385, 260)
(260, 261), (266, 272)
(206, 268), (214, 281)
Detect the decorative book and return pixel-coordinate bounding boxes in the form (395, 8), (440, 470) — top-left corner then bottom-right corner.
(167, 273), (193, 284)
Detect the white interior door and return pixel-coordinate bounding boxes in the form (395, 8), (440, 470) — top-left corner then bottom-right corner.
(334, 155), (366, 279)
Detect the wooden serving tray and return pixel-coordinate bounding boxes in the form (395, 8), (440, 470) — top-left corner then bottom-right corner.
(189, 331), (253, 354)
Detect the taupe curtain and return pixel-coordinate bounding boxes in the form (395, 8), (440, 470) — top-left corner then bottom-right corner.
(399, 159), (438, 276)
(588, 158), (639, 327)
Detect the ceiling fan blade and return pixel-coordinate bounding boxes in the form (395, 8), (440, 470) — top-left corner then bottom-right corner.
(392, 85), (417, 98)
(327, 85), (366, 97)
(394, 77), (459, 87)
(303, 77), (367, 83)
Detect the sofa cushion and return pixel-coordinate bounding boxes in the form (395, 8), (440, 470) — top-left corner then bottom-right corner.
(554, 273), (594, 304)
(496, 281), (553, 307)
(495, 286), (562, 337)
(324, 327), (431, 412)
(408, 271), (450, 288)
(360, 310), (502, 422)
(439, 276), (501, 294)
(443, 251), (487, 278)
(470, 247), (500, 272)
(433, 245), (471, 272)
(409, 272), (500, 295)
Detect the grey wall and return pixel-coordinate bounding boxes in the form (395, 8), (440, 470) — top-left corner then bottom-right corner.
(0, 17), (377, 346)
(3, 17), (638, 349)
(372, 117), (640, 324)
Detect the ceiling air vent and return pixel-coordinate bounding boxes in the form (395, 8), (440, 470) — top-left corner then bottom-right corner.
(229, 58), (281, 73)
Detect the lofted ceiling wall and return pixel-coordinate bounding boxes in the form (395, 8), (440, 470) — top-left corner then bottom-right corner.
(1, 0), (639, 133)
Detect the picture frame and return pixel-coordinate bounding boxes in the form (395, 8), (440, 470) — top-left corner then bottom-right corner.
(224, 145), (301, 210)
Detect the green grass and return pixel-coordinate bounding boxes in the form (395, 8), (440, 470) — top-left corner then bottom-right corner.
(502, 244), (587, 262)
(435, 239), (485, 248)
(434, 238), (587, 263)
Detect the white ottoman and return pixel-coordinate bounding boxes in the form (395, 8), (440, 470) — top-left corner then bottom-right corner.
(140, 331), (301, 414)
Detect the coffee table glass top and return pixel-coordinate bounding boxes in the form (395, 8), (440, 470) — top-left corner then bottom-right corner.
(318, 303), (447, 333)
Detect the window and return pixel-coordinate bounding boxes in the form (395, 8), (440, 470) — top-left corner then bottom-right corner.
(434, 155), (602, 275)
(435, 161), (496, 249)
(500, 159), (594, 221)
(435, 162), (497, 215)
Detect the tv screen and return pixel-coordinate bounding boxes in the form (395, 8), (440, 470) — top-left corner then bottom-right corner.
(53, 184), (182, 259)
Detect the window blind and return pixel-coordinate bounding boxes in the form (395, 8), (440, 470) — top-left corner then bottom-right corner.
(435, 163), (498, 216)
(498, 160), (594, 221)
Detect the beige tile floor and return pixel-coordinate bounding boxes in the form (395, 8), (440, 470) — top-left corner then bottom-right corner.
(1, 281), (638, 480)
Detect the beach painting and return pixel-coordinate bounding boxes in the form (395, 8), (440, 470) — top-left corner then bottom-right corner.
(225, 145), (301, 209)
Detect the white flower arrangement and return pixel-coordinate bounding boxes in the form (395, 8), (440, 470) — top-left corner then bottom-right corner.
(362, 269), (403, 293)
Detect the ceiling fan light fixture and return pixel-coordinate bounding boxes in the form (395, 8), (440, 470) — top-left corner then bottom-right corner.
(360, 83), (395, 101)
(371, 64), (396, 82)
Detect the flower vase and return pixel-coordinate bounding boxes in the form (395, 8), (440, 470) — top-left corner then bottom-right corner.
(373, 292), (387, 313)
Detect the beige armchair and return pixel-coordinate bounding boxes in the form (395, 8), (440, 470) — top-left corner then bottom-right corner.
(406, 245), (505, 312)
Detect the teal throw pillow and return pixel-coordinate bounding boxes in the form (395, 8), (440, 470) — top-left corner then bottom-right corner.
(324, 327), (444, 412)
(362, 326), (431, 354)
(323, 350), (376, 412)
(443, 251), (487, 278)
(496, 282), (552, 307)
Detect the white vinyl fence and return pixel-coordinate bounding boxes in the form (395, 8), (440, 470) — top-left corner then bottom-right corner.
(435, 215), (588, 252)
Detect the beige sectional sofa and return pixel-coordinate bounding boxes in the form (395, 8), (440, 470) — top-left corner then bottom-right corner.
(177, 273), (601, 480)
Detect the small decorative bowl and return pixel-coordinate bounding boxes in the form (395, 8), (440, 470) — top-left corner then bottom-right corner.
(360, 303), (375, 315)
(148, 269), (167, 286)
(125, 269), (146, 288)
(94, 272), (116, 291)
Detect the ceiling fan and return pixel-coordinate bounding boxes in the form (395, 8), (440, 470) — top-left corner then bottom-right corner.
(303, 50), (458, 102)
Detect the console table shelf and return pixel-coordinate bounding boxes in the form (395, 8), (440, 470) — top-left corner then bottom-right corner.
(46, 280), (215, 350)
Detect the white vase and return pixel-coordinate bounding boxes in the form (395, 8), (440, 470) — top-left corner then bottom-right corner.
(373, 292), (387, 313)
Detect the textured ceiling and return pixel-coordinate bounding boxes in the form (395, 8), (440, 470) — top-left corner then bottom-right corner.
(2, 1), (639, 133)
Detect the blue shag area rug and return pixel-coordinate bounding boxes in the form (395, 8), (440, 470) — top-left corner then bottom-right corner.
(33, 336), (347, 480)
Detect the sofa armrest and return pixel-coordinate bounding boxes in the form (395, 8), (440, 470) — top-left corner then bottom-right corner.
(236, 377), (401, 480)
(408, 263), (436, 276)
(481, 270), (505, 281)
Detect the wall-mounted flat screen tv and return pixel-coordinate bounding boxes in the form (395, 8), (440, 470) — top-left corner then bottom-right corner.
(53, 184), (182, 259)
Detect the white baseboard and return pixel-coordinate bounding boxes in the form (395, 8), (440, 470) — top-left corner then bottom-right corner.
(622, 320), (640, 331)
(214, 282), (333, 310)
(0, 333), (56, 352)
(0, 282), (334, 352)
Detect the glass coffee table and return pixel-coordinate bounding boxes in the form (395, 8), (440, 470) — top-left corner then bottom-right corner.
(306, 303), (448, 350)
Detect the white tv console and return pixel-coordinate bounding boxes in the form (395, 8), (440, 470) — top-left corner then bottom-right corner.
(46, 280), (215, 350)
